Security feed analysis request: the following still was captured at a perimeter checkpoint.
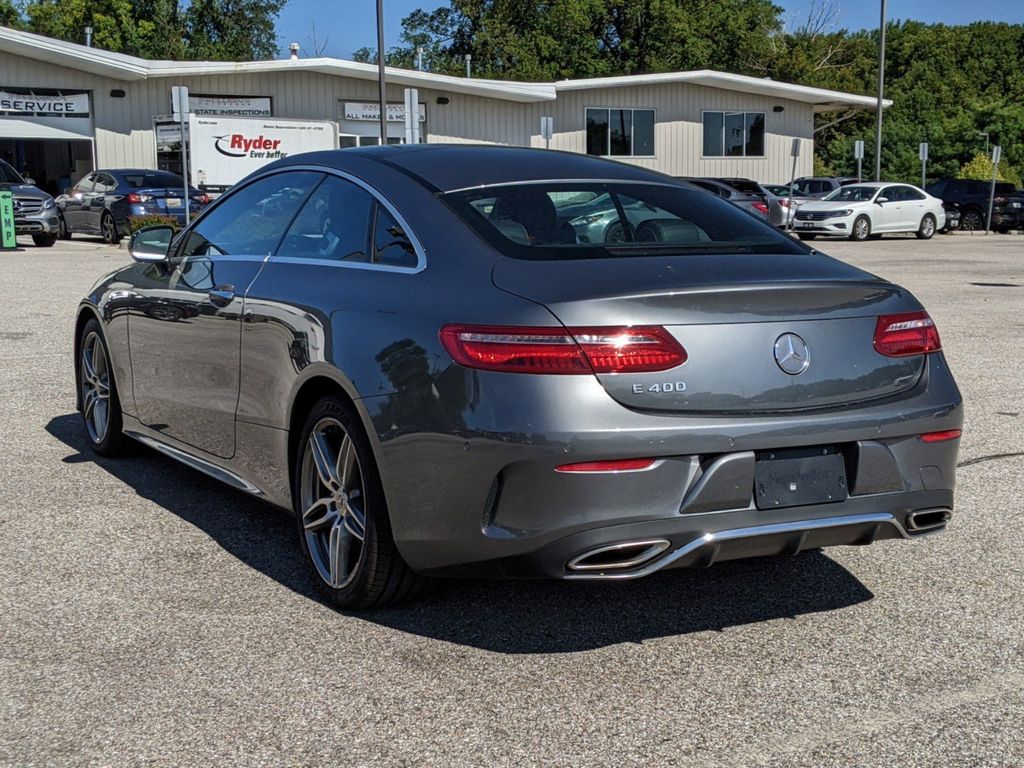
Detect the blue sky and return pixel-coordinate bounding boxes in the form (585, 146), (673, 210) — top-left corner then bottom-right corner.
(278, 0), (1024, 59)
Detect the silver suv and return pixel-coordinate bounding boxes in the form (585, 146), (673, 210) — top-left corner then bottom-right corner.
(0, 159), (60, 247)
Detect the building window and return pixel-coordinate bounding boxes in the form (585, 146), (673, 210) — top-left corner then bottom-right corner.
(702, 111), (765, 157)
(585, 108), (655, 157)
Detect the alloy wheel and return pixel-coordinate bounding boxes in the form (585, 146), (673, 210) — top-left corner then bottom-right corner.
(101, 214), (117, 244)
(962, 211), (983, 231)
(80, 331), (111, 444)
(300, 417), (368, 589)
(921, 216), (935, 238)
(854, 217), (869, 240)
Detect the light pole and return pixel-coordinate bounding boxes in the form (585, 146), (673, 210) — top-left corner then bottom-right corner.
(376, 0), (387, 145)
(873, 0), (887, 181)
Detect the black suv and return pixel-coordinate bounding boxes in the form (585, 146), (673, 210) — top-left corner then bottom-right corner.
(925, 178), (1024, 232)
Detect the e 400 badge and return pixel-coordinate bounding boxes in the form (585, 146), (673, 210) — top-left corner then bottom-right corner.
(632, 381), (687, 394)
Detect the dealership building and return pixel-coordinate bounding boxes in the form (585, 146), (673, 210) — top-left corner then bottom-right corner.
(0, 25), (886, 195)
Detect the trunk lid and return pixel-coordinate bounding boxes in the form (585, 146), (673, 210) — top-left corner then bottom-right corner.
(492, 253), (926, 413)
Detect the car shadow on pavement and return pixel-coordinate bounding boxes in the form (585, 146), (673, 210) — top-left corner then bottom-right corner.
(48, 412), (875, 654)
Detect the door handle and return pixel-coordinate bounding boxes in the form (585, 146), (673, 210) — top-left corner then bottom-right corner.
(207, 286), (235, 307)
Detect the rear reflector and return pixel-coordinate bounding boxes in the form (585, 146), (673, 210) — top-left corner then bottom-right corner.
(555, 458), (657, 473)
(873, 312), (942, 357)
(439, 324), (686, 374)
(920, 429), (962, 443)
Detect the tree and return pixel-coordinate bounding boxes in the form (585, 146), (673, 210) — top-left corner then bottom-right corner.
(16, 0), (284, 61)
(957, 152), (1022, 187)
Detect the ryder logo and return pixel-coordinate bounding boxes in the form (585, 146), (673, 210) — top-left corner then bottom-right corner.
(214, 133), (287, 160)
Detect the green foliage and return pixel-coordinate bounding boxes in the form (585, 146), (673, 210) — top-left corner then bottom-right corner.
(383, 5), (1024, 184)
(11, 0), (284, 60)
(126, 214), (182, 233)
(957, 152), (1022, 188)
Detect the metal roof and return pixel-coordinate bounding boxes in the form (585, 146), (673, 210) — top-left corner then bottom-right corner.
(556, 70), (890, 112)
(0, 26), (886, 111)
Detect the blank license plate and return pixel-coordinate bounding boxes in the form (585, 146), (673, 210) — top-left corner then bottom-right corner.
(754, 446), (847, 510)
(165, 197), (182, 208)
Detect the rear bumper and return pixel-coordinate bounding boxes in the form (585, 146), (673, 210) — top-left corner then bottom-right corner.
(459, 491), (952, 580)
(375, 354), (963, 579)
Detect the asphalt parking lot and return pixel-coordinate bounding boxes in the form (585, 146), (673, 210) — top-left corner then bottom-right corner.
(1, 231), (1022, 767)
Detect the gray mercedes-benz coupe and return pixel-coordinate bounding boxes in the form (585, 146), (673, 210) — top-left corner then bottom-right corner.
(75, 146), (963, 608)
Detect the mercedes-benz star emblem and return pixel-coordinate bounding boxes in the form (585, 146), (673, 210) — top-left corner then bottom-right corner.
(774, 333), (810, 375)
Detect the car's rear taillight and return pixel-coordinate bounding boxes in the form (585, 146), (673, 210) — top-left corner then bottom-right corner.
(126, 192), (151, 203)
(920, 429), (961, 443)
(555, 458), (657, 473)
(752, 201), (769, 216)
(194, 193), (211, 204)
(874, 312), (942, 357)
(439, 324), (687, 374)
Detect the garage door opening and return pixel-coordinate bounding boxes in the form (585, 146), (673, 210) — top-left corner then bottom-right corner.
(0, 138), (93, 197)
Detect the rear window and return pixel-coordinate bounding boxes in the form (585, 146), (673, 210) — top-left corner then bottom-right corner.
(122, 172), (184, 188)
(995, 182), (1017, 194)
(442, 182), (805, 260)
(720, 178), (763, 195)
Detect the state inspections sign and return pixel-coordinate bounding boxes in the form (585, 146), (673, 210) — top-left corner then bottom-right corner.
(187, 116), (338, 188)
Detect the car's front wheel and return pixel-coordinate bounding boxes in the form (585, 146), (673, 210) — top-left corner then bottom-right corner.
(58, 214), (71, 239)
(916, 214), (936, 240)
(850, 215), (871, 241)
(294, 396), (424, 608)
(960, 208), (984, 232)
(78, 318), (130, 456)
(32, 234), (57, 247)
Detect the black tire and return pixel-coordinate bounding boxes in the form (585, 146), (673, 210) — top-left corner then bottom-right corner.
(960, 208), (984, 232)
(916, 214), (936, 240)
(796, 233), (817, 241)
(100, 212), (120, 244)
(32, 234), (57, 247)
(604, 221), (626, 243)
(78, 318), (131, 457)
(293, 395), (425, 609)
(850, 215), (871, 241)
(58, 214), (72, 240)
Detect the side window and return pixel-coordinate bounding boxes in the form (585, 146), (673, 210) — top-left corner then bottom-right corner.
(179, 171), (321, 258)
(75, 173), (96, 194)
(947, 181), (966, 197)
(880, 186), (901, 201)
(372, 204), (418, 267)
(903, 187), (925, 201)
(94, 174), (117, 193)
(276, 175), (373, 262)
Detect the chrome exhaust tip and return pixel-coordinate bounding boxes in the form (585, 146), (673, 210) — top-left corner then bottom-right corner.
(567, 539), (671, 573)
(906, 508), (952, 532)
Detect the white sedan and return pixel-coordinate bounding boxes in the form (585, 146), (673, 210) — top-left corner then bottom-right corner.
(792, 182), (945, 242)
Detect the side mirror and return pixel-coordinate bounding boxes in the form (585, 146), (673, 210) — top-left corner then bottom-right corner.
(129, 224), (174, 263)
(876, 197), (889, 205)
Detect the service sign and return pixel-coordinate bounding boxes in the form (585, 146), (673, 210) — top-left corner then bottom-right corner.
(187, 95), (273, 117)
(0, 90), (90, 117)
(188, 116), (338, 188)
(343, 101), (426, 123)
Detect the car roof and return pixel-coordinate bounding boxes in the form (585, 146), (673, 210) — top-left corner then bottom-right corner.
(270, 145), (672, 193)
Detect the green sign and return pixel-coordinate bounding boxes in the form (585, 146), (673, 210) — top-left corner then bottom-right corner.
(0, 190), (15, 250)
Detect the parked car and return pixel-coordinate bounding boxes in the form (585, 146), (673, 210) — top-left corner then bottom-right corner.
(76, 146), (962, 608)
(793, 182), (945, 241)
(924, 178), (1024, 233)
(940, 205), (960, 233)
(789, 176), (860, 199)
(0, 158), (60, 247)
(677, 177), (772, 222)
(762, 183), (814, 226)
(58, 169), (210, 243)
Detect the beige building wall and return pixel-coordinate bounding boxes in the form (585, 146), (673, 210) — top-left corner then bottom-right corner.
(1, 50), (814, 183)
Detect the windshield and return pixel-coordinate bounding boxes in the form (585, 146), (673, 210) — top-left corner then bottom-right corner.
(825, 186), (878, 202)
(0, 159), (25, 185)
(442, 182), (806, 260)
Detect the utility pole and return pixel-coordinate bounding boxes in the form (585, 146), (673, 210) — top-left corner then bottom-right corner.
(465, 54), (472, 78)
(376, 0), (387, 145)
(874, 0), (887, 181)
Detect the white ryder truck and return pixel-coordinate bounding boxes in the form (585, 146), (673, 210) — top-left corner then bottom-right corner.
(188, 116), (338, 191)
